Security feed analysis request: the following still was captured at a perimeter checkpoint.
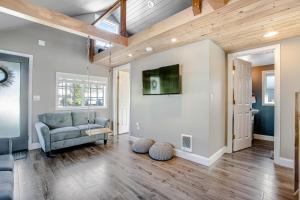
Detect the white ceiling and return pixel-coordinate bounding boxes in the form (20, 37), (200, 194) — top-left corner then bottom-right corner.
(28, 0), (116, 15)
(238, 51), (274, 67)
(0, 0), (191, 34)
(0, 0), (116, 31)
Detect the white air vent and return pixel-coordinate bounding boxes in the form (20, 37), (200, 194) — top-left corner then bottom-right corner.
(181, 134), (192, 152)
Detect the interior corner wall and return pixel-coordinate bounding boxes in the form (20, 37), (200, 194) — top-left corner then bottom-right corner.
(280, 36), (300, 159)
(0, 24), (112, 145)
(208, 41), (226, 156)
(130, 39), (226, 157)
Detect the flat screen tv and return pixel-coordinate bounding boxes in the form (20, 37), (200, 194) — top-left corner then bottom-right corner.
(143, 64), (181, 95)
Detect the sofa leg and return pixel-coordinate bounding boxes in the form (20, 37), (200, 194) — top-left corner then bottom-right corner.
(46, 151), (56, 158)
(104, 139), (108, 145)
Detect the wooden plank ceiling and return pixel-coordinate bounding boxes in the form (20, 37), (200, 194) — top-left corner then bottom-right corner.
(94, 0), (300, 67)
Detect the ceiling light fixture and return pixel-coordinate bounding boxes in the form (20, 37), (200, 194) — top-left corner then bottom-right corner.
(145, 47), (153, 52)
(148, 1), (154, 8)
(263, 31), (278, 38)
(128, 53), (133, 57)
(171, 38), (177, 43)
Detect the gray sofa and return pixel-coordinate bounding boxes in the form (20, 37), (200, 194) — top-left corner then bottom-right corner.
(35, 111), (110, 155)
(0, 154), (14, 200)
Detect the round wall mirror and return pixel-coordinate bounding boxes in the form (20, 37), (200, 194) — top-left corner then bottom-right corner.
(0, 67), (8, 83)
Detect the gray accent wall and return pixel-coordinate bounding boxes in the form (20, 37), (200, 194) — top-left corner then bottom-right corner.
(0, 24), (111, 145)
(130, 40), (225, 157)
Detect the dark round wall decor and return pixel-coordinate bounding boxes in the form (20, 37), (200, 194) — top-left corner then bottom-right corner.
(0, 65), (15, 88)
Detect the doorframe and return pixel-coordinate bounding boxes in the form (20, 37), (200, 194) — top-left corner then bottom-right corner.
(0, 49), (34, 150)
(113, 63), (130, 136)
(227, 44), (281, 165)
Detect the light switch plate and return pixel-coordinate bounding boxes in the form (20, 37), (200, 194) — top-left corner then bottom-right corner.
(38, 40), (46, 46)
(33, 95), (40, 101)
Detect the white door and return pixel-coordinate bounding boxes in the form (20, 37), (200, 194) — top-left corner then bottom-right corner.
(233, 59), (252, 151)
(118, 70), (130, 134)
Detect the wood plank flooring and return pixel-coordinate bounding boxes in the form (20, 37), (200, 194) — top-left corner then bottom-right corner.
(14, 136), (295, 200)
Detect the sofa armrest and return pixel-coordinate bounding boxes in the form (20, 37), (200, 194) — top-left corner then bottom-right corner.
(35, 122), (51, 153)
(95, 117), (110, 128)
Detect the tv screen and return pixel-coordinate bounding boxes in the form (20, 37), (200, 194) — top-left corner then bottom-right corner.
(143, 64), (181, 95)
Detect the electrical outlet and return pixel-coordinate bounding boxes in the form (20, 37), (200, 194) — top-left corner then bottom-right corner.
(136, 122), (141, 130)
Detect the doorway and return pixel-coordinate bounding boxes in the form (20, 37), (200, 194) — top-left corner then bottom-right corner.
(113, 64), (130, 135)
(227, 45), (283, 166)
(0, 51), (31, 154)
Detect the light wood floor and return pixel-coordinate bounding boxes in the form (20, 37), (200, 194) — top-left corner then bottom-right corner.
(14, 135), (296, 200)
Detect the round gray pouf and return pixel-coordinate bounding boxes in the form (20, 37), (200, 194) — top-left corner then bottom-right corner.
(132, 138), (155, 154)
(149, 142), (174, 161)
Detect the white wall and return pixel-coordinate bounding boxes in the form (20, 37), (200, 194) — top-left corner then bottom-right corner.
(280, 37), (300, 159)
(209, 41), (226, 156)
(130, 40), (226, 157)
(0, 24), (112, 145)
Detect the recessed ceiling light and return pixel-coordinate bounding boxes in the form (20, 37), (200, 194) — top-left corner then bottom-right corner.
(128, 53), (133, 57)
(145, 47), (153, 52)
(171, 38), (177, 43)
(148, 1), (154, 8)
(263, 31), (278, 38)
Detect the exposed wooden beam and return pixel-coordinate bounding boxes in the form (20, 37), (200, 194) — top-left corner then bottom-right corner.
(207, 0), (229, 10)
(92, 0), (121, 26)
(192, 0), (202, 16)
(93, 0), (300, 67)
(120, 0), (127, 37)
(89, 39), (95, 63)
(93, 1), (214, 64)
(0, 0), (128, 46)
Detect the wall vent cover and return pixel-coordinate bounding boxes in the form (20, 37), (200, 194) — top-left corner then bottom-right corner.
(181, 134), (192, 152)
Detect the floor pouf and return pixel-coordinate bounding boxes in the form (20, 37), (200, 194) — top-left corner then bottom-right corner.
(132, 138), (155, 154)
(149, 142), (174, 161)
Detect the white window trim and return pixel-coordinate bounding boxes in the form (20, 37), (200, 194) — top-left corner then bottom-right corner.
(262, 70), (275, 106)
(94, 14), (119, 34)
(55, 72), (108, 111)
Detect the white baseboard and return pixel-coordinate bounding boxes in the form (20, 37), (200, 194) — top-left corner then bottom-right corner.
(129, 135), (226, 167)
(253, 134), (274, 141)
(175, 146), (226, 167)
(275, 157), (294, 168)
(208, 147), (227, 166)
(174, 149), (210, 166)
(28, 142), (41, 150)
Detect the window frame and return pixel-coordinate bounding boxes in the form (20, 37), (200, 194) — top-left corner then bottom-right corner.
(94, 14), (119, 34)
(262, 70), (275, 106)
(55, 72), (108, 111)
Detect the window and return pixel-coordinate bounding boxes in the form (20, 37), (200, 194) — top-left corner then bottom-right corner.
(56, 73), (108, 110)
(97, 20), (119, 34)
(94, 16), (119, 50)
(262, 70), (275, 106)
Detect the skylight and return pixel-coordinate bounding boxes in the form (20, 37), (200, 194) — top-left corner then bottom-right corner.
(93, 14), (119, 50)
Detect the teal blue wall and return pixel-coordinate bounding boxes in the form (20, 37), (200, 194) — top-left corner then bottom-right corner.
(252, 65), (274, 136)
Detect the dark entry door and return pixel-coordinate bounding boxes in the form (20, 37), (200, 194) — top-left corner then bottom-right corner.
(0, 52), (29, 153)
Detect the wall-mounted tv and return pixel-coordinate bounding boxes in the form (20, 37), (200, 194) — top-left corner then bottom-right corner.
(143, 64), (181, 95)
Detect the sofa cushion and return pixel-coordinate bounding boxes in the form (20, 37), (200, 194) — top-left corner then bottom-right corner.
(0, 171), (13, 200)
(72, 111), (96, 126)
(38, 112), (72, 129)
(0, 155), (14, 171)
(76, 124), (104, 134)
(50, 127), (81, 142)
